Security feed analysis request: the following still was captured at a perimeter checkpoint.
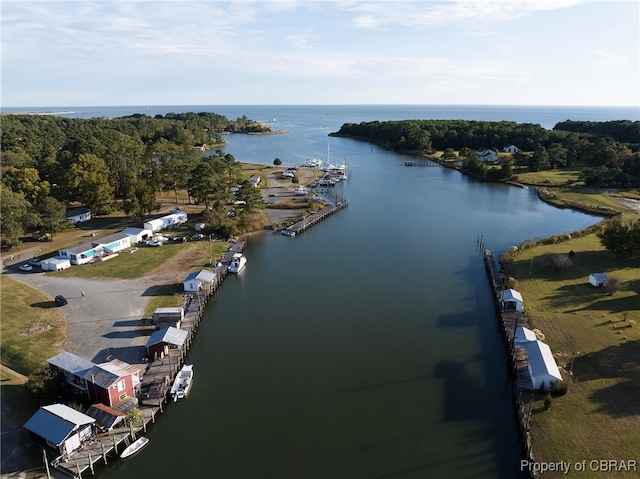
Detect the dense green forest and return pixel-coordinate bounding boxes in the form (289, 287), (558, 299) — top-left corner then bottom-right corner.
(0, 112), (270, 247)
(330, 119), (640, 184)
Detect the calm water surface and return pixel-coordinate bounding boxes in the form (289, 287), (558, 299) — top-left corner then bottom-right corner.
(95, 106), (605, 479)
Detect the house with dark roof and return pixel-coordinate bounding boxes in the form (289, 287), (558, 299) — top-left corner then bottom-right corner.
(23, 404), (95, 455)
(58, 232), (131, 265)
(85, 403), (126, 431)
(64, 208), (92, 225)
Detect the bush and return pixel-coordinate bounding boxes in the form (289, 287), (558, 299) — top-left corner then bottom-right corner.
(544, 393), (553, 410)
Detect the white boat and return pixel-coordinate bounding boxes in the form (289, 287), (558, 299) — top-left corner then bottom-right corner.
(293, 186), (309, 196)
(120, 436), (149, 459)
(170, 364), (194, 402)
(281, 228), (295, 237)
(228, 253), (247, 273)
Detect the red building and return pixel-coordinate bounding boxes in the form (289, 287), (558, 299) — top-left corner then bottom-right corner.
(83, 359), (141, 407)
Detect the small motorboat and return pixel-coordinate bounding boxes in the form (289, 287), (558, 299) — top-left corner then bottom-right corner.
(120, 436), (149, 459)
(170, 364), (194, 402)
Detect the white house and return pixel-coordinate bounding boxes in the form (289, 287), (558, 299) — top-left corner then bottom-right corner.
(502, 288), (524, 312)
(121, 227), (153, 244)
(143, 218), (164, 232)
(64, 208), (92, 225)
(589, 273), (608, 287)
(503, 144), (519, 153)
(58, 233), (131, 265)
(249, 174), (261, 187)
(40, 257), (71, 271)
(23, 404), (95, 455)
(183, 269), (216, 292)
(477, 148), (499, 164)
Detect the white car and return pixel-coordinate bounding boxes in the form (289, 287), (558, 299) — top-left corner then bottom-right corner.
(19, 264), (34, 271)
(146, 240), (163, 247)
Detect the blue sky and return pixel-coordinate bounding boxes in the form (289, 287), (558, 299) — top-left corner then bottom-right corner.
(2, 0), (638, 107)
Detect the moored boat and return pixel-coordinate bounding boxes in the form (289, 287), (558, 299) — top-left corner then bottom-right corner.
(281, 228), (295, 237)
(228, 253), (247, 273)
(120, 436), (149, 459)
(170, 364), (194, 402)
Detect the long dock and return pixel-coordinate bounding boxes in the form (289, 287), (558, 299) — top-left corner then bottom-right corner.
(404, 160), (441, 166)
(482, 244), (537, 478)
(281, 198), (348, 237)
(52, 240), (246, 478)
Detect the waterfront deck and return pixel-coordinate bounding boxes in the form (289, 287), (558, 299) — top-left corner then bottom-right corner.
(282, 199), (348, 237)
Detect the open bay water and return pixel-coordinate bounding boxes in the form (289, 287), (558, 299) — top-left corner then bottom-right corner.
(50, 105), (626, 478)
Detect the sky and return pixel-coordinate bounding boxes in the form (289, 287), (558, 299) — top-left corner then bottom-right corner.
(1, 0), (639, 107)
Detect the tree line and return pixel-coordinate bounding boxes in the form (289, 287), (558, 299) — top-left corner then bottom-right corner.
(1, 112), (269, 248)
(330, 119), (640, 185)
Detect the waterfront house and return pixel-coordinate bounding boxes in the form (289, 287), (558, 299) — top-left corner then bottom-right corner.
(83, 359), (140, 407)
(121, 227), (153, 244)
(47, 351), (95, 393)
(85, 403), (126, 431)
(183, 269), (216, 292)
(64, 207), (92, 225)
(503, 145), (519, 153)
(23, 404), (95, 455)
(146, 326), (188, 359)
(477, 148), (499, 164)
(502, 288), (524, 312)
(589, 272), (608, 287)
(153, 307), (184, 329)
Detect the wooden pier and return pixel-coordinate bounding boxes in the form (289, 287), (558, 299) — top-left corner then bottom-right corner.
(482, 244), (537, 478)
(282, 198), (348, 237)
(51, 240), (247, 478)
(404, 160), (440, 166)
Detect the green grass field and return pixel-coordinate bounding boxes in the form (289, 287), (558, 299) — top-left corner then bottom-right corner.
(503, 234), (640, 478)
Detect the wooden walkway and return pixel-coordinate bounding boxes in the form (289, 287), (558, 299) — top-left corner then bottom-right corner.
(52, 240), (247, 477)
(281, 199), (348, 237)
(404, 160), (441, 166)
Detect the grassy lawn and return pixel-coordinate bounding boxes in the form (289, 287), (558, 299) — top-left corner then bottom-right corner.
(0, 276), (67, 375)
(503, 234), (640, 478)
(514, 166), (584, 185)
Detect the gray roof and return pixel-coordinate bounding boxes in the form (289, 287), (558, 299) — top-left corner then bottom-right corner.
(147, 326), (188, 347)
(47, 351), (95, 376)
(85, 404), (125, 430)
(94, 232), (129, 246)
(23, 404), (95, 445)
(59, 239), (97, 255)
(83, 359), (137, 388)
(60, 232), (130, 255)
(184, 269), (216, 283)
(65, 208), (91, 218)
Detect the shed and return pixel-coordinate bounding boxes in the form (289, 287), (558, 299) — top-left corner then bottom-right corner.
(23, 404), (95, 455)
(503, 144), (519, 153)
(121, 227), (153, 243)
(146, 326), (188, 358)
(520, 340), (563, 390)
(85, 404), (126, 431)
(183, 269), (216, 292)
(65, 208), (92, 225)
(589, 273), (608, 287)
(153, 307), (184, 328)
(514, 326), (537, 345)
(40, 257), (71, 271)
(502, 288), (524, 312)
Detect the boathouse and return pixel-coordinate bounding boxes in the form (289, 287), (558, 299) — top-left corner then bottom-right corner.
(183, 269), (216, 292)
(85, 403), (126, 432)
(23, 404), (95, 455)
(514, 327), (563, 390)
(502, 288), (524, 312)
(153, 307), (184, 328)
(146, 326), (188, 359)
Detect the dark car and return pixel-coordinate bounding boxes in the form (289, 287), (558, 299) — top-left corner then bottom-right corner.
(55, 295), (67, 306)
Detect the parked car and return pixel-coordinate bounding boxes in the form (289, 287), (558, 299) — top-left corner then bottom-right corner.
(191, 233), (205, 240)
(28, 258), (42, 266)
(19, 264), (34, 272)
(55, 295), (67, 306)
(146, 240), (163, 247)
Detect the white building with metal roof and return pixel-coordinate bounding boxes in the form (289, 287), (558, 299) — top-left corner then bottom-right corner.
(23, 404), (95, 455)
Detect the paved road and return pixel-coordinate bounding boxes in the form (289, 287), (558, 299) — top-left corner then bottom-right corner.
(4, 267), (152, 372)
